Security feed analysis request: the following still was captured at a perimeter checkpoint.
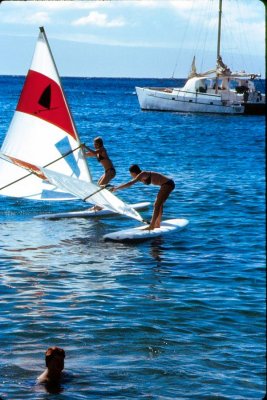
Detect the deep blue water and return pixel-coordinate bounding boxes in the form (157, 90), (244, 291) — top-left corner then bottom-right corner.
(0, 76), (265, 400)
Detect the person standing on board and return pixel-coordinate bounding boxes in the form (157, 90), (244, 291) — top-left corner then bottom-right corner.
(83, 136), (116, 211)
(37, 346), (65, 389)
(112, 164), (175, 230)
(83, 136), (116, 187)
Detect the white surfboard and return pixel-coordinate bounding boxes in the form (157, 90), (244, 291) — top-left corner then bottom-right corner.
(34, 202), (150, 220)
(103, 218), (189, 241)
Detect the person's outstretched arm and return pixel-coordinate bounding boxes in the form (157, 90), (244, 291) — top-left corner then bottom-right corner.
(112, 177), (138, 192)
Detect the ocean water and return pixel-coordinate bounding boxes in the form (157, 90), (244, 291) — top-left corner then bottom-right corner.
(0, 76), (265, 400)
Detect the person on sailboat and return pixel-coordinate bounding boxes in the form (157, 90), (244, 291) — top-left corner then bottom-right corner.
(37, 346), (65, 389)
(112, 164), (175, 230)
(83, 137), (116, 186)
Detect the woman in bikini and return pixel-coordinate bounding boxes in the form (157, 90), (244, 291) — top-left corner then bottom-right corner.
(112, 164), (175, 230)
(83, 136), (116, 186)
(83, 136), (116, 211)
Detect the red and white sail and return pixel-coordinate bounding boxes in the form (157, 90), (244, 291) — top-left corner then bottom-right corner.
(0, 27), (91, 200)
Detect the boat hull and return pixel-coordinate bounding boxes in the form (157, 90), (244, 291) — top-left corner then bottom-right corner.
(136, 87), (244, 115)
(243, 102), (266, 115)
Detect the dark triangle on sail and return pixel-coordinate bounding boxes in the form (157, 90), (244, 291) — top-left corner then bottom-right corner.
(38, 84), (51, 109)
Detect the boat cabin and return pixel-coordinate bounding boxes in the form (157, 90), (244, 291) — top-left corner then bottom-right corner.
(182, 77), (208, 94)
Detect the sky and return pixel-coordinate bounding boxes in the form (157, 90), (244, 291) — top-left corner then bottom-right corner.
(0, 0), (265, 78)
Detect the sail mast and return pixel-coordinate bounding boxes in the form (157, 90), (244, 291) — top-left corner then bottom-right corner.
(215, 0), (222, 93)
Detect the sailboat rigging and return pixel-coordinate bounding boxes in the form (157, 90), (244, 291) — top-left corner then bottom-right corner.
(136, 0), (265, 115)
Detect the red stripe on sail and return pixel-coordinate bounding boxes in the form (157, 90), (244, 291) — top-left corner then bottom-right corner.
(16, 70), (77, 140)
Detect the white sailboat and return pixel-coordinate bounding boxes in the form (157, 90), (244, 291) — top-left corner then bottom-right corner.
(136, 0), (265, 115)
(0, 27), (147, 223)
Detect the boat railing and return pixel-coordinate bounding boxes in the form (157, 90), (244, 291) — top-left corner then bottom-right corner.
(178, 89), (221, 98)
(160, 87), (223, 98)
(147, 87), (173, 92)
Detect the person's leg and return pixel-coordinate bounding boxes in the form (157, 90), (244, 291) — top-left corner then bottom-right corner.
(148, 182), (174, 229)
(92, 169), (116, 211)
(97, 173), (106, 186)
(154, 205), (163, 228)
(149, 197), (164, 229)
(98, 168), (116, 186)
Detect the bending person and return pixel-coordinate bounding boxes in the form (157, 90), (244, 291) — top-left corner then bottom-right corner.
(112, 164), (175, 230)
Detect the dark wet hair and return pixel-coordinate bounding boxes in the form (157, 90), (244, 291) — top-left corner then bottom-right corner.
(45, 347), (65, 366)
(94, 136), (103, 146)
(129, 164), (141, 174)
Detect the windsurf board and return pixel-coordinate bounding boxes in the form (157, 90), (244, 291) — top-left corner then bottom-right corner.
(103, 218), (189, 241)
(34, 202), (150, 220)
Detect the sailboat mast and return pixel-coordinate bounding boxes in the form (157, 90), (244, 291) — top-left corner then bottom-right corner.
(216, 0), (222, 62)
(215, 0), (222, 93)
